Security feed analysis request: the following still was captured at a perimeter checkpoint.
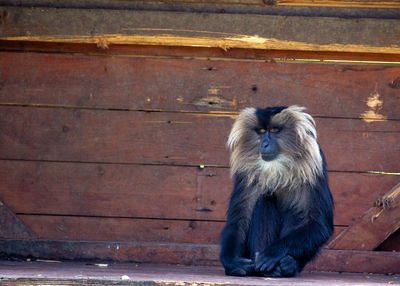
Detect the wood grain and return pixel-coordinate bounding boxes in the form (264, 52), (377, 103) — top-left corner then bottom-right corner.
(1, 160), (399, 226)
(18, 214), (347, 244)
(18, 215), (223, 244)
(1, 52), (400, 119)
(1, 7), (399, 54)
(328, 183), (400, 250)
(0, 239), (399, 273)
(0, 200), (36, 239)
(2, 41), (400, 63)
(0, 106), (398, 172)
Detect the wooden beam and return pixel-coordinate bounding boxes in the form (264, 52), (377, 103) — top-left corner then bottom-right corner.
(0, 239), (399, 273)
(328, 183), (400, 250)
(306, 249), (400, 274)
(0, 200), (36, 239)
(0, 7), (399, 54)
(155, 0), (400, 8)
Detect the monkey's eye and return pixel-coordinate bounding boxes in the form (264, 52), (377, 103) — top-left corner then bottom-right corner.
(269, 127), (281, 133)
(257, 128), (267, 134)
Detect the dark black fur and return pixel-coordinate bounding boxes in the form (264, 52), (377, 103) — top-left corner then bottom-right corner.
(220, 106), (334, 277)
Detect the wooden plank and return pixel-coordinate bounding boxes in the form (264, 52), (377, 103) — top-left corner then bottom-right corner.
(0, 161), (230, 221)
(0, 106), (399, 172)
(0, 200), (36, 239)
(18, 215), (223, 244)
(2, 41), (400, 63)
(0, 240), (220, 266)
(0, 240), (399, 273)
(275, 0), (400, 8)
(1, 160), (399, 225)
(0, 7), (399, 54)
(1, 52), (400, 120)
(306, 249), (400, 274)
(15, 214), (345, 244)
(0, 261), (399, 286)
(328, 183), (400, 250)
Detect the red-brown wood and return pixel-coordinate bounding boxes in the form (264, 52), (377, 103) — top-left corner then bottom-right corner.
(0, 200), (36, 239)
(1, 160), (399, 226)
(2, 41), (400, 63)
(328, 183), (400, 250)
(1, 52), (400, 119)
(1, 261), (399, 286)
(0, 107), (398, 172)
(0, 240), (399, 273)
(15, 214), (346, 244)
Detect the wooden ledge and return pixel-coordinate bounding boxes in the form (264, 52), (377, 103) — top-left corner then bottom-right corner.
(0, 6), (399, 54)
(0, 260), (399, 286)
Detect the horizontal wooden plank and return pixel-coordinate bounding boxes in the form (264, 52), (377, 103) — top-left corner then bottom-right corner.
(18, 215), (223, 244)
(276, 0), (400, 8)
(0, 7), (399, 54)
(0, 161), (229, 221)
(0, 239), (399, 273)
(1, 160), (399, 225)
(2, 41), (400, 63)
(1, 262), (399, 286)
(0, 107), (399, 172)
(15, 214), (345, 244)
(1, 52), (400, 120)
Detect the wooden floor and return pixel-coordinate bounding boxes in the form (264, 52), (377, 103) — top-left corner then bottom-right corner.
(0, 260), (399, 285)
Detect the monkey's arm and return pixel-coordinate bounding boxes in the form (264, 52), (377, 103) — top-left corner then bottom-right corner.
(220, 175), (254, 276)
(255, 180), (334, 277)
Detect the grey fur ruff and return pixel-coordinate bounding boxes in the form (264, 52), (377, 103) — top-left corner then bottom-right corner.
(227, 105), (323, 194)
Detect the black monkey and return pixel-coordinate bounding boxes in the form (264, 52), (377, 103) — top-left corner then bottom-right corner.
(220, 106), (334, 277)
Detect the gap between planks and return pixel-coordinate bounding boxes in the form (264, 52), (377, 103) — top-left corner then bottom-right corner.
(0, 157), (398, 176)
(2, 46), (400, 65)
(1, 103), (400, 123)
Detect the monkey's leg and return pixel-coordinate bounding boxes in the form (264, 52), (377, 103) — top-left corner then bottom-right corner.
(220, 225), (254, 276)
(248, 195), (282, 277)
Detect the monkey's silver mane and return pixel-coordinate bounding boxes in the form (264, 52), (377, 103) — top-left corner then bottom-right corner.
(227, 105), (323, 194)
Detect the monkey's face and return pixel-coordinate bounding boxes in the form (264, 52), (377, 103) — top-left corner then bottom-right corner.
(254, 106), (287, 162)
(227, 105), (323, 188)
(228, 105), (321, 167)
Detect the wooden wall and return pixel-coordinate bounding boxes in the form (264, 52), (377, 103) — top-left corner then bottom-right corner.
(0, 1), (399, 274)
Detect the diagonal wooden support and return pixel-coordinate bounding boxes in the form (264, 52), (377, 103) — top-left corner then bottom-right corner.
(328, 182), (400, 250)
(0, 200), (36, 239)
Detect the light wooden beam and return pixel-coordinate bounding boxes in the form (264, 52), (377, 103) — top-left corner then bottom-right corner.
(0, 6), (399, 54)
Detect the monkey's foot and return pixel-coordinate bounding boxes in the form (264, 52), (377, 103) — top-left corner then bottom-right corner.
(222, 257), (254, 276)
(258, 255), (299, 277)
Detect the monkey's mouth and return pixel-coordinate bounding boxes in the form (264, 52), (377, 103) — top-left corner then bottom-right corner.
(261, 152), (279, 161)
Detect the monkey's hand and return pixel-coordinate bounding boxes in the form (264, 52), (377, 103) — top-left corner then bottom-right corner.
(255, 251), (299, 277)
(221, 257), (255, 276)
(254, 248), (286, 274)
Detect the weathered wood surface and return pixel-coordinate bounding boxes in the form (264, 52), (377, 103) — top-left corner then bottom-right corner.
(1, 52), (400, 120)
(0, 261), (399, 286)
(0, 160), (398, 226)
(0, 240), (400, 274)
(1, 107), (399, 172)
(2, 41), (400, 63)
(1, 7), (399, 54)
(0, 200), (36, 240)
(329, 183), (400, 250)
(14, 215), (344, 244)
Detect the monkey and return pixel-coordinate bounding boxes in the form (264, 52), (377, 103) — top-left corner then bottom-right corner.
(220, 105), (334, 277)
